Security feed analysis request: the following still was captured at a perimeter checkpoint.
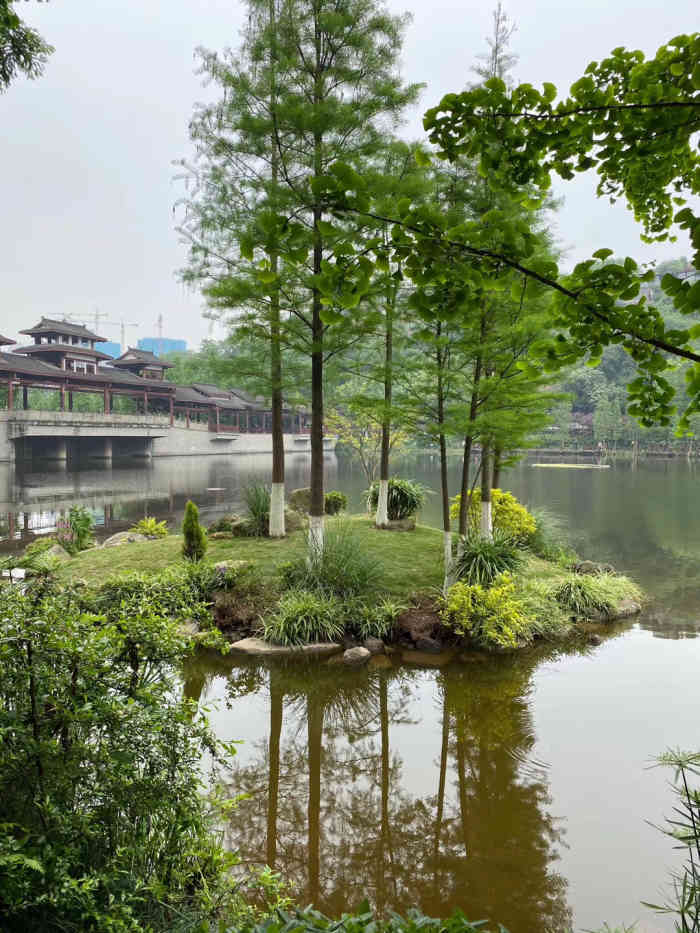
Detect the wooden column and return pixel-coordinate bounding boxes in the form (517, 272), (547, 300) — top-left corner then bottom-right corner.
(7, 376), (14, 411)
(186, 408), (190, 429)
(143, 390), (148, 415)
(215, 406), (220, 433)
(60, 383), (66, 411)
(169, 396), (174, 426)
(68, 390), (73, 412)
(22, 386), (28, 410)
(103, 385), (110, 414)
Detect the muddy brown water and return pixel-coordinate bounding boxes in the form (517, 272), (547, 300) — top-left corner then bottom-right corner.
(3, 452), (700, 931)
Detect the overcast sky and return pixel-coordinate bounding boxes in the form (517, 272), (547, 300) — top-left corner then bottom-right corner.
(1, 0), (695, 349)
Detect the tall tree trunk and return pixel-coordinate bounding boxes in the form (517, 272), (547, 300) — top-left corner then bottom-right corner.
(266, 672), (283, 868)
(436, 323), (452, 586)
(307, 697), (323, 904)
(480, 440), (493, 539)
(376, 285), (394, 528)
(267, 0), (286, 537)
(492, 444), (502, 490)
(432, 685), (449, 898)
(308, 16), (324, 553)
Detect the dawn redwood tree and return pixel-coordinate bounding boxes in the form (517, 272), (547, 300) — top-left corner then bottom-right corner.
(0, 0), (52, 92)
(264, 0), (421, 550)
(179, 0), (295, 537)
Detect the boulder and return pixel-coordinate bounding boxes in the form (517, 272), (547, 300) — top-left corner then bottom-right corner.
(363, 637), (385, 655)
(342, 646), (371, 666)
(384, 518), (416, 532)
(45, 544), (71, 562)
(288, 487), (312, 513)
(401, 648), (455, 667)
(102, 532), (148, 548)
(588, 633), (603, 646)
(179, 619), (199, 637)
(610, 598), (641, 619)
(574, 560), (616, 575)
(230, 637), (342, 658)
(397, 603), (440, 645)
(416, 636), (442, 654)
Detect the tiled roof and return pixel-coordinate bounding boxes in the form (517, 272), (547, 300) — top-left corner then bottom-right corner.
(0, 334), (14, 346)
(113, 347), (174, 368)
(0, 353), (65, 378)
(174, 386), (215, 405)
(191, 383), (234, 399)
(13, 343), (113, 361)
(19, 317), (107, 342)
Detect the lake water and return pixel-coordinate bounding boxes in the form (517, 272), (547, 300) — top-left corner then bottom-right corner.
(3, 452), (700, 931)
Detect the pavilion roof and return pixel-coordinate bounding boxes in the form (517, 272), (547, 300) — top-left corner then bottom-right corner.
(113, 347), (174, 368)
(19, 317), (107, 342)
(0, 334), (14, 346)
(13, 343), (113, 362)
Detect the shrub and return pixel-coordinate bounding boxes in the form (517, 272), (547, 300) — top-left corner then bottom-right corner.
(279, 519), (379, 597)
(288, 487), (312, 513)
(551, 572), (642, 618)
(324, 490), (348, 515)
(366, 478), (427, 520)
(0, 579), (243, 932)
(450, 488), (536, 544)
(182, 500), (207, 562)
(56, 505), (94, 554)
(18, 536), (58, 563)
(243, 483), (271, 536)
(454, 530), (521, 586)
(262, 589), (344, 646)
(440, 574), (531, 650)
(129, 515), (169, 538)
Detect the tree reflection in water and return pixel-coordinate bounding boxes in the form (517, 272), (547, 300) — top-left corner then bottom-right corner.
(186, 651), (576, 933)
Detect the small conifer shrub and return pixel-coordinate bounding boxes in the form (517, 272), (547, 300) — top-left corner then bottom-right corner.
(182, 500), (207, 562)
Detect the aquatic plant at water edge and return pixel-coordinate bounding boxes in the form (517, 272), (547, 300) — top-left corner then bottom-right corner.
(440, 574), (531, 650)
(279, 518), (379, 597)
(243, 482), (271, 537)
(551, 573), (642, 617)
(129, 515), (169, 538)
(366, 478), (427, 520)
(347, 597), (406, 641)
(324, 490), (348, 515)
(0, 577), (247, 932)
(262, 589), (345, 646)
(450, 489), (536, 544)
(454, 530), (521, 586)
(182, 499), (207, 562)
(246, 903), (507, 931)
(644, 748), (700, 931)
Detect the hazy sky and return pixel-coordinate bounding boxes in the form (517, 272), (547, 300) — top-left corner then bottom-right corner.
(1, 0), (695, 349)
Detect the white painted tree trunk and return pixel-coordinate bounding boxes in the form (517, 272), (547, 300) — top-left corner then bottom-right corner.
(375, 478), (389, 528)
(442, 530), (453, 593)
(456, 536), (465, 560)
(308, 514), (324, 555)
(480, 499), (493, 539)
(269, 483), (286, 538)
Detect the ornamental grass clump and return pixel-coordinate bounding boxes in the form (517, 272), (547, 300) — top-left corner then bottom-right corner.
(454, 530), (521, 586)
(366, 478), (427, 520)
(440, 574), (531, 650)
(242, 482), (271, 536)
(280, 518), (379, 598)
(182, 500), (207, 562)
(262, 589), (344, 646)
(552, 572), (642, 618)
(347, 597), (406, 642)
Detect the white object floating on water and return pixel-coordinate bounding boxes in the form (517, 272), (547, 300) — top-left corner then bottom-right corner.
(206, 487), (226, 491)
(532, 463), (611, 470)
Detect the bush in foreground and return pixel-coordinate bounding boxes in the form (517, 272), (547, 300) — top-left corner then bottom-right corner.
(366, 478), (426, 521)
(0, 576), (243, 932)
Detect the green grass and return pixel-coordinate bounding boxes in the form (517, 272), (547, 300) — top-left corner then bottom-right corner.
(60, 517), (445, 598)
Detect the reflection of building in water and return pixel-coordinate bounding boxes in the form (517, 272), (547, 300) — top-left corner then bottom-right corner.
(0, 452), (337, 545)
(187, 654), (572, 933)
(0, 317), (317, 464)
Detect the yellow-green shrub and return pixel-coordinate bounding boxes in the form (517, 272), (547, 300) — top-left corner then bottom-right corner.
(440, 573), (532, 650)
(450, 488), (536, 544)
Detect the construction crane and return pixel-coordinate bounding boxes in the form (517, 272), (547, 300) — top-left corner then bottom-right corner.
(62, 311), (140, 354)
